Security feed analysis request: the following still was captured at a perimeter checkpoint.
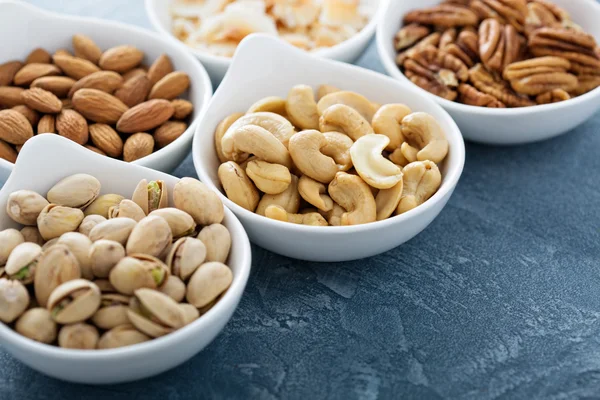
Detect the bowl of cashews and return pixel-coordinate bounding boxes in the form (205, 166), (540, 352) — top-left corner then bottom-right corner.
(193, 35), (465, 262)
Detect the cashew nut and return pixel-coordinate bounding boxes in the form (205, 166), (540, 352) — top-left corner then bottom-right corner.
(321, 131), (353, 172)
(246, 160), (291, 195)
(317, 91), (377, 122)
(223, 112), (296, 149)
(375, 180), (404, 221)
(288, 130), (338, 184)
(256, 174), (300, 216)
(397, 161), (441, 215)
(247, 96), (287, 117)
(371, 104), (412, 151)
(265, 205), (328, 226)
(214, 112), (244, 163)
(319, 203), (345, 226)
(218, 161), (260, 212)
(319, 104), (374, 141)
(222, 124), (293, 168)
(328, 172), (376, 225)
(350, 134), (403, 190)
(285, 85), (319, 130)
(298, 175), (334, 212)
(317, 84), (340, 101)
(401, 112), (449, 164)
(390, 142), (418, 167)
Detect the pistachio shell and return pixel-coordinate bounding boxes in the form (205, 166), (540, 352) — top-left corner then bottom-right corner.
(127, 288), (186, 338)
(166, 237), (206, 281)
(78, 214), (107, 236)
(20, 227), (45, 246)
(125, 216), (172, 258)
(97, 324), (150, 349)
(57, 232), (93, 280)
(89, 240), (125, 278)
(186, 262), (232, 308)
(0, 229), (25, 265)
(0, 278), (29, 323)
(58, 323), (99, 349)
(197, 224), (231, 263)
(108, 199), (145, 222)
(47, 174), (101, 209)
(37, 204), (85, 241)
(91, 293), (130, 330)
(15, 308), (56, 344)
(88, 217), (136, 244)
(158, 275), (186, 302)
(173, 178), (224, 226)
(131, 179), (168, 215)
(47, 279), (101, 324)
(84, 194), (124, 218)
(6, 190), (49, 225)
(148, 208), (196, 238)
(34, 244), (81, 307)
(5, 242), (42, 284)
(180, 303), (200, 324)
(109, 254), (169, 295)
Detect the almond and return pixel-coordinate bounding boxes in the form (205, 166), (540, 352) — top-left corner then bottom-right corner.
(122, 68), (147, 82)
(38, 114), (56, 134)
(123, 132), (154, 162)
(0, 109), (33, 145)
(72, 88), (128, 124)
(89, 123), (124, 157)
(85, 145), (107, 156)
(68, 71), (123, 98)
(99, 45), (144, 73)
(0, 139), (17, 163)
(154, 121), (187, 148)
(116, 99), (174, 133)
(72, 34), (102, 64)
(114, 74), (151, 107)
(13, 63), (61, 86)
(147, 54), (174, 86)
(0, 87), (25, 107)
(53, 54), (101, 80)
(25, 48), (52, 64)
(0, 61), (23, 86)
(149, 71), (190, 100)
(31, 76), (76, 98)
(21, 87), (62, 114)
(171, 99), (193, 119)
(56, 109), (89, 145)
(11, 105), (39, 126)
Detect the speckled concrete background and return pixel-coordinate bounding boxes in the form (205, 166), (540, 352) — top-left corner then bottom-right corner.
(1, 1), (600, 399)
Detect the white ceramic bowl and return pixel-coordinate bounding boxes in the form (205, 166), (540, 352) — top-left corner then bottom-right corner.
(376, 0), (600, 145)
(145, 0), (385, 85)
(193, 35), (465, 262)
(0, 134), (251, 384)
(0, 0), (213, 183)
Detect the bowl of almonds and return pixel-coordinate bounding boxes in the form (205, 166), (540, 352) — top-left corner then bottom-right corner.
(376, 0), (600, 144)
(0, 0), (212, 182)
(0, 134), (251, 384)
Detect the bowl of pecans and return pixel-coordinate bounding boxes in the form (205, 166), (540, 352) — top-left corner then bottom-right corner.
(376, 0), (600, 145)
(0, 0), (212, 182)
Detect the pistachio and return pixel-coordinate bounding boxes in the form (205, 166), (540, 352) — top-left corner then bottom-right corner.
(109, 254), (169, 295)
(84, 194), (124, 218)
(91, 293), (130, 330)
(197, 224), (231, 263)
(108, 199), (145, 222)
(173, 178), (224, 226)
(34, 244), (81, 307)
(148, 208), (196, 238)
(41, 237), (59, 250)
(166, 237), (206, 281)
(180, 303), (200, 325)
(15, 308), (56, 344)
(5, 242), (42, 284)
(6, 190), (49, 225)
(88, 217), (136, 245)
(126, 216), (172, 258)
(131, 179), (168, 215)
(37, 204), (85, 241)
(158, 275), (186, 303)
(20, 226), (45, 246)
(97, 324), (151, 349)
(93, 278), (116, 293)
(47, 279), (101, 324)
(57, 232), (93, 280)
(89, 240), (125, 278)
(47, 174), (101, 209)
(0, 229), (25, 266)
(58, 323), (99, 349)
(0, 278), (29, 323)
(127, 288), (186, 338)
(186, 262), (232, 308)
(78, 214), (106, 236)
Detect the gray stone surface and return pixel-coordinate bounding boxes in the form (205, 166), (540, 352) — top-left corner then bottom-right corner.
(1, 1), (600, 399)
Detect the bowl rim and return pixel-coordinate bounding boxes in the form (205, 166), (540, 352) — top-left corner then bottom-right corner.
(144, 0), (386, 66)
(0, 0), (213, 174)
(375, 0), (600, 116)
(192, 35), (466, 235)
(0, 134), (251, 360)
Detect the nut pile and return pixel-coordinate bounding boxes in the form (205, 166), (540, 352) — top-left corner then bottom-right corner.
(214, 84), (448, 226)
(171, 0), (378, 57)
(0, 34), (194, 164)
(393, 0), (600, 107)
(0, 174), (233, 350)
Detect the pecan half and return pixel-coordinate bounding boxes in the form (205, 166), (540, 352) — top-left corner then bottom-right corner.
(458, 83), (506, 107)
(395, 24), (431, 51)
(503, 56), (578, 95)
(446, 30), (481, 67)
(529, 28), (600, 72)
(404, 4), (479, 28)
(524, 0), (575, 36)
(396, 32), (441, 66)
(479, 18), (522, 73)
(471, 0), (527, 32)
(535, 88), (570, 104)
(469, 63), (535, 106)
